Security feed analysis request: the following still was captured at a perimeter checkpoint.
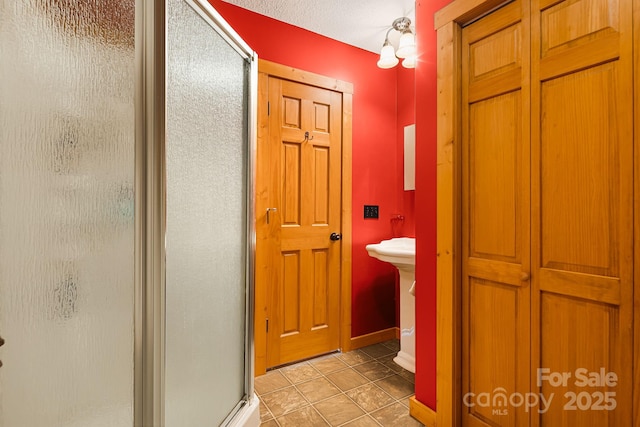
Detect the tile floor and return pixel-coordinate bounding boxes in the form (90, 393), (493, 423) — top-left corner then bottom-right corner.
(255, 340), (424, 427)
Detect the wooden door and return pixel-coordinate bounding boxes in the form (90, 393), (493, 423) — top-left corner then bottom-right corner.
(530, 0), (634, 424)
(459, 0), (634, 425)
(436, 0), (638, 424)
(461, 2), (531, 426)
(261, 75), (343, 368)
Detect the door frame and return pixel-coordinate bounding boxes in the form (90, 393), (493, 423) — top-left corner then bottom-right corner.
(254, 59), (353, 376)
(434, 2), (507, 424)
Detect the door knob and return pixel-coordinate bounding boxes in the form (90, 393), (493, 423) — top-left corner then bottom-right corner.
(0, 335), (4, 368)
(330, 233), (342, 241)
(521, 272), (530, 282)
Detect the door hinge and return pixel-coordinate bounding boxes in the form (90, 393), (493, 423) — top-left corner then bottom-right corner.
(267, 101), (270, 116)
(266, 318), (269, 333)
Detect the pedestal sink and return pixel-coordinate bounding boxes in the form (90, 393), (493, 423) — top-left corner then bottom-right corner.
(365, 237), (416, 373)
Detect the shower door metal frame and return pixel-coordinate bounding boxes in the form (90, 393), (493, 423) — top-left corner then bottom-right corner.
(135, 0), (257, 425)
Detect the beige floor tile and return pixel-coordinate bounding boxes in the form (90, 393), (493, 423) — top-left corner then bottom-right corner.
(353, 360), (396, 381)
(257, 340), (418, 427)
(345, 383), (395, 412)
(398, 369), (415, 384)
(255, 370), (291, 395)
(276, 406), (329, 427)
(371, 402), (423, 427)
(258, 399), (274, 422)
(280, 361), (322, 384)
(376, 355), (404, 373)
(341, 415), (382, 426)
(381, 339), (400, 352)
(400, 395), (414, 408)
(314, 394), (365, 426)
(260, 419), (279, 427)
(260, 386), (309, 417)
(375, 374), (415, 399)
(360, 343), (395, 359)
(336, 349), (373, 366)
(296, 377), (341, 403)
(310, 355), (349, 374)
(326, 368), (369, 391)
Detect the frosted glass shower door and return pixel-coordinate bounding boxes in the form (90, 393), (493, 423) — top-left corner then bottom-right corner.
(0, 1), (136, 426)
(164, 0), (256, 425)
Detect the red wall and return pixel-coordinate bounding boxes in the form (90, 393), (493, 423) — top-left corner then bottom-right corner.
(396, 67), (416, 239)
(394, 68), (416, 326)
(414, 0), (453, 410)
(208, 0), (413, 337)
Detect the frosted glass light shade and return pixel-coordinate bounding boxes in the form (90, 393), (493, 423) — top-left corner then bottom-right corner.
(396, 31), (416, 58)
(402, 54), (416, 69)
(377, 43), (399, 69)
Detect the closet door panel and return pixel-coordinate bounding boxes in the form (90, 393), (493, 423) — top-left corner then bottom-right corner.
(532, 0), (633, 424)
(540, 64), (623, 278)
(540, 0), (619, 55)
(539, 294), (617, 426)
(461, 2), (531, 425)
(469, 93), (521, 263)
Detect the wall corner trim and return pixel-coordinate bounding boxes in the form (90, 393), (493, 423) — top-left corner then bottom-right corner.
(349, 327), (399, 350)
(409, 396), (437, 426)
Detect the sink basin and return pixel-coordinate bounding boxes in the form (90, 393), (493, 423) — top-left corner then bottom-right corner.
(365, 237), (416, 373)
(365, 237), (415, 271)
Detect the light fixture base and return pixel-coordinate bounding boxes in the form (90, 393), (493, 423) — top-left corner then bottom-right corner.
(392, 17), (412, 32)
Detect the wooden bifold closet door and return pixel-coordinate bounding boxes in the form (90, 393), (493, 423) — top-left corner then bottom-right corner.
(460, 0), (634, 425)
(461, 2), (531, 425)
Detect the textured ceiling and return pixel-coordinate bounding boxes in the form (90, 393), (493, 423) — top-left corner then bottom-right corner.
(221, 0), (416, 54)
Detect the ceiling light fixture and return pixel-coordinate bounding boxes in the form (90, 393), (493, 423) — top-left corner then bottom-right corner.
(377, 17), (417, 69)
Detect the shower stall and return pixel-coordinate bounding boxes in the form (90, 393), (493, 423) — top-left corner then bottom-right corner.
(0, 0), (258, 425)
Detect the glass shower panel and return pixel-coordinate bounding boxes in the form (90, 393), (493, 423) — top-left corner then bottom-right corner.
(0, 1), (136, 426)
(165, 1), (249, 425)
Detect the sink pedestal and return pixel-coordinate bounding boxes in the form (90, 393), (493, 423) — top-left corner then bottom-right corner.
(365, 237), (416, 373)
(394, 265), (415, 373)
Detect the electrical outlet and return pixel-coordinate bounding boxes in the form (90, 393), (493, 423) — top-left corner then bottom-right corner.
(364, 205), (379, 219)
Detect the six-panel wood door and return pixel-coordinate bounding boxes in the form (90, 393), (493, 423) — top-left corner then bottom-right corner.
(460, 0), (634, 424)
(264, 76), (343, 368)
